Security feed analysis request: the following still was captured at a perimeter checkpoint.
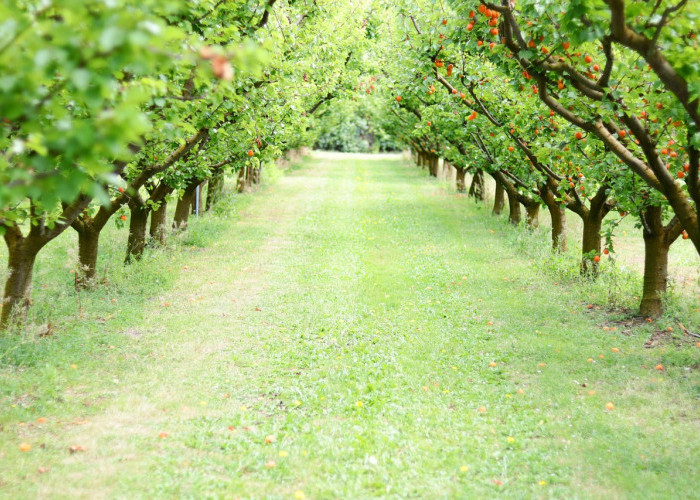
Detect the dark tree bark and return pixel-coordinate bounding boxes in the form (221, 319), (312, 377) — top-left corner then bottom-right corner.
(2, 240), (38, 327)
(428, 155), (439, 177)
(524, 201), (540, 229)
(568, 186), (614, 276)
(455, 166), (466, 193)
(206, 172), (225, 211)
(468, 169), (485, 200)
(2, 196), (91, 327)
(542, 182), (567, 252)
(492, 177), (505, 215)
(173, 181), (199, 230)
(76, 227), (100, 287)
(125, 197), (150, 263)
(149, 201), (168, 246)
(639, 207), (683, 317)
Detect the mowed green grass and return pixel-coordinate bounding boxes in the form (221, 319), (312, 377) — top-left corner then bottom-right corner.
(1, 154), (699, 499)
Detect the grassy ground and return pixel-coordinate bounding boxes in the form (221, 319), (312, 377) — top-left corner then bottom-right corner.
(1, 153), (699, 498)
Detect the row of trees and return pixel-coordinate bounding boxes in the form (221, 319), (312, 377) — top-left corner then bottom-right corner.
(377, 0), (698, 317)
(0, 0), (376, 328)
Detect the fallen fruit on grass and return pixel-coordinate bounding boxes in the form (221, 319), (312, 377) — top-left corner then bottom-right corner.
(19, 443), (31, 452)
(265, 460), (277, 468)
(605, 402), (615, 411)
(477, 406), (487, 413)
(158, 432), (169, 438)
(488, 361), (497, 367)
(265, 434), (276, 443)
(517, 388), (525, 394)
(655, 364), (664, 371)
(611, 347), (619, 353)
(36, 417), (47, 423)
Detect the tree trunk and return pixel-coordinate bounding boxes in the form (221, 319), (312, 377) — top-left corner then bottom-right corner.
(468, 169), (485, 200)
(505, 187), (521, 225)
(493, 178), (505, 215)
(542, 184), (567, 252)
(173, 182), (198, 230)
(524, 201), (540, 229)
(455, 167), (466, 193)
(76, 227), (100, 287)
(149, 201), (168, 245)
(639, 206), (677, 318)
(237, 167), (250, 193)
(1, 246), (37, 327)
(206, 173), (224, 211)
(580, 213), (603, 276)
(125, 201), (149, 263)
(429, 155), (438, 177)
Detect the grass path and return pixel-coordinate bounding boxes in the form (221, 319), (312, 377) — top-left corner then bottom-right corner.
(2, 154), (700, 498)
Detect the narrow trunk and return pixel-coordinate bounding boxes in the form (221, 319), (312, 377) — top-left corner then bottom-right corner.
(76, 228), (100, 287)
(468, 170), (485, 200)
(524, 202), (540, 229)
(455, 167), (466, 193)
(506, 187), (521, 225)
(237, 167), (250, 193)
(639, 206), (672, 318)
(542, 185), (567, 252)
(190, 182), (204, 215)
(173, 183), (198, 230)
(125, 202), (149, 263)
(429, 155), (438, 177)
(149, 201), (168, 245)
(206, 173), (224, 211)
(493, 178), (505, 215)
(581, 213), (603, 276)
(1, 247), (37, 327)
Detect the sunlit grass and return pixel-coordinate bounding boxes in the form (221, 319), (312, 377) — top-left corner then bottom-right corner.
(0, 154), (699, 498)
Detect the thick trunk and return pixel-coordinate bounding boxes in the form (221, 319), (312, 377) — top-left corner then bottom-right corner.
(125, 201), (149, 263)
(493, 178), (505, 215)
(173, 183), (198, 230)
(205, 173), (224, 211)
(639, 206), (674, 318)
(1, 246), (37, 327)
(524, 202), (540, 229)
(581, 213), (603, 276)
(76, 227), (100, 287)
(455, 167), (466, 193)
(468, 169), (485, 201)
(149, 201), (168, 245)
(543, 185), (567, 252)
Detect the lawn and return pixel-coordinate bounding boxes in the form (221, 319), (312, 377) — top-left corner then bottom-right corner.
(1, 153), (699, 498)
